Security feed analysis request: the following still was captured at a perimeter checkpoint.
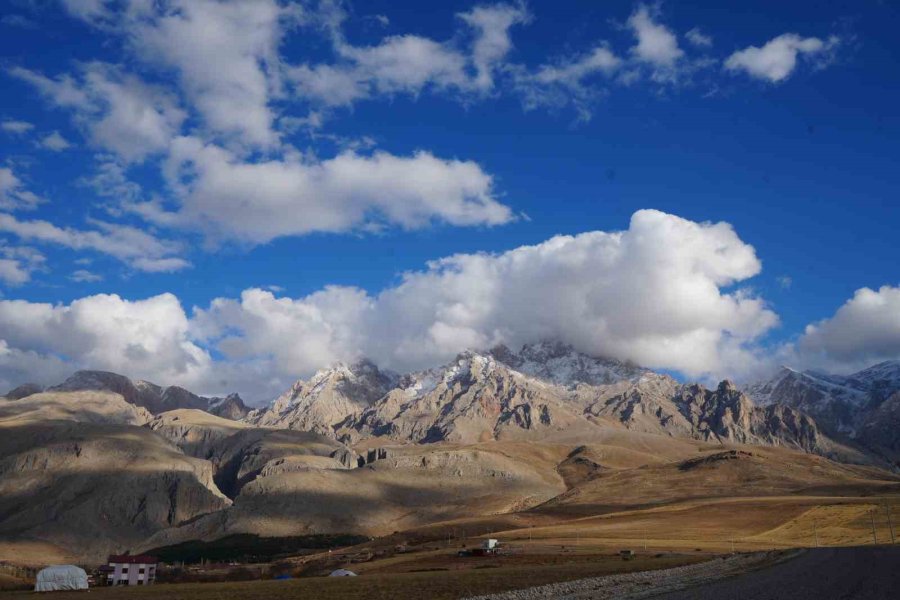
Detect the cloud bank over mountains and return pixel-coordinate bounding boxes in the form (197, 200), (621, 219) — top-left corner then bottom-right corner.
(2, 209), (894, 402)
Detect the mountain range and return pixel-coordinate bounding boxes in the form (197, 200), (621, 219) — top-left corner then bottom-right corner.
(2, 341), (899, 564)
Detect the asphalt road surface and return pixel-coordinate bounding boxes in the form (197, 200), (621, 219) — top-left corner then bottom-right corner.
(654, 547), (900, 600)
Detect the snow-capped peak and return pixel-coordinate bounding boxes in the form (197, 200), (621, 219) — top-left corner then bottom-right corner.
(490, 341), (647, 387)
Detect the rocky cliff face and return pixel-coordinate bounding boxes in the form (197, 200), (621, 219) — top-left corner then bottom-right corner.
(0, 418), (230, 563)
(746, 361), (900, 460)
(345, 351), (594, 444)
(2, 383), (44, 400)
(248, 345), (853, 463)
(148, 409), (353, 498)
(247, 360), (396, 437)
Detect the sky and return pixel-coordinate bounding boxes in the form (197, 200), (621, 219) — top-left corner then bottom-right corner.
(0, 0), (898, 403)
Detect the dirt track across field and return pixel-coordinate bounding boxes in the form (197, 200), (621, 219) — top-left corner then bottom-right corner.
(653, 546), (900, 600)
(466, 547), (900, 600)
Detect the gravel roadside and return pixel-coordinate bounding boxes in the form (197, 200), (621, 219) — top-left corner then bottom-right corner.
(462, 550), (800, 600)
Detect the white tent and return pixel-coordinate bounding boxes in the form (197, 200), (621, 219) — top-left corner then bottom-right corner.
(328, 568), (357, 577)
(35, 565), (89, 592)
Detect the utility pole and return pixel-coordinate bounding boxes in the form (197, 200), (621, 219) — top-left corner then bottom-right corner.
(870, 510), (878, 545)
(813, 520), (819, 548)
(886, 505), (895, 544)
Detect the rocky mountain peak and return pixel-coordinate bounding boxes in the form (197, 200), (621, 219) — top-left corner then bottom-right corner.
(43, 370), (246, 420)
(716, 379), (739, 394)
(3, 382), (44, 400)
(489, 340), (647, 387)
(247, 359), (396, 437)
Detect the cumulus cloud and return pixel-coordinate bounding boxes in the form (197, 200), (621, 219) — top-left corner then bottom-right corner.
(796, 285), (900, 372)
(0, 293), (212, 393)
(161, 136), (512, 243)
(0, 213), (189, 272)
(0, 210), (778, 400)
(628, 5), (684, 68)
(0, 259), (31, 286)
(0, 244), (45, 286)
(11, 63), (186, 162)
(0, 167), (44, 211)
(197, 209), (777, 385)
(725, 33), (839, 83)
(0, 240), (47, 286)
(127, 0), (296, 147)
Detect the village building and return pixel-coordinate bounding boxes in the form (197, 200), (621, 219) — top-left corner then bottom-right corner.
(105, 554), (158, 586)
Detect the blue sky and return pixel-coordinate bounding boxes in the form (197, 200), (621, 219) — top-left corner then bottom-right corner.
(0, 0), (898, 401)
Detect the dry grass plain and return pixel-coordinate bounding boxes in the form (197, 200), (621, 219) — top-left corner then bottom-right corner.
(0, 554), (707, 600)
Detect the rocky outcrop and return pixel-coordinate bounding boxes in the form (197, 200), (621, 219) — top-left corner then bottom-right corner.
(3, 383), (43, 400)
(345, 351), (596, 444)
(247, 360), (396, 437)
(148, 409), (351, 498)
(747, 361), (900, 464)
(46, 370), (248, 420)
(858, 391), (900, 467)
(207, 393), (250, 420)
(490, 341), (647, 387)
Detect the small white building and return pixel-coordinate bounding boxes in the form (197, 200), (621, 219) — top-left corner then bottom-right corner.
(481, 538), (499, 550)
(106, 554), (158, 586)
(34, 565), (89, 591)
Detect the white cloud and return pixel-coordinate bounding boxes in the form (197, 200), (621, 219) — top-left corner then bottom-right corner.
(0, 167), (44, 211)
(196, 209), (777, 385)
(777, 275), (792, 289)
(11, 63), (186, 162)
(290, 34), (471, 107)
(39, 131), (72, 151)
(70, 269), (103, 283)
(128, 0), (297, 148)
(0, 213), (189, 272)
(162, 136), (512, 244)
(532, 47), (621, 86)
(725, 33), (839, 83)
(0, 292), (212, 391)
(0, 245), (44, 286)
(1, 120), (33, 135)
(628, 5), (684, 67)
(516, 46), (621, 119)
(290, 2), (529, 108)
(457, 3), (530, 90)
(0, 210), (779, 400)
(0, 259), (31, 286)
(796, 285), (900, 372)
(686, 27), (712, 48)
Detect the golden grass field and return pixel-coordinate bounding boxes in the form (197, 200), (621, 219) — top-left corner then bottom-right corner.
(1, 553), (707, 600)
(5, 494), (895, 599)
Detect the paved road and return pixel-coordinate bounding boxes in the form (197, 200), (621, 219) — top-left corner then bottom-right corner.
(654, 547), (900, 600)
